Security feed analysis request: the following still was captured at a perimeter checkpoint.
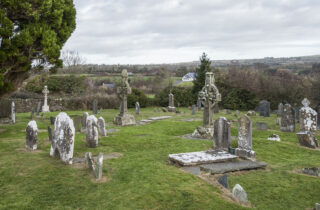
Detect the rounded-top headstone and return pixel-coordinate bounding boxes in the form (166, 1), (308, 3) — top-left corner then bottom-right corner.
(232, 184), (248, 203)
(26, 120), (38, 151)
(86, 115), (99, 147)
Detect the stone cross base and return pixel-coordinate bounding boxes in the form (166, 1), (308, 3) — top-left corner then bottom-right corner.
(191, 126), (214, 139)
(168, 106), (176, 112)
(235, 148), (256, 160)
(42, 105), (50, 112)
(114, 114), (136, 126)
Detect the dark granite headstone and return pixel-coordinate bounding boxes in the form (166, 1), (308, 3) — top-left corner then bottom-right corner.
(218, 174), (229, 189)
(214, 117), (230, 151)
(258, 100), (270, 117)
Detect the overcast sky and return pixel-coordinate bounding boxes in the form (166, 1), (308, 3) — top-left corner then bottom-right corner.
(62, 0), (320, 64)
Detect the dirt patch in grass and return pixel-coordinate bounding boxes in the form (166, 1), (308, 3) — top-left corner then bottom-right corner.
(0, 129), (6, 133)
(199, 173), (254, 208)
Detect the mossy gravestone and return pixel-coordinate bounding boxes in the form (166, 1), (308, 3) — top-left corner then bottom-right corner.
(280, 103), (295, 132)
(26, 120), (38, 151)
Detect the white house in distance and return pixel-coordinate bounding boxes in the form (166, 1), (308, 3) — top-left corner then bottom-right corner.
(182, 72), (196, 82)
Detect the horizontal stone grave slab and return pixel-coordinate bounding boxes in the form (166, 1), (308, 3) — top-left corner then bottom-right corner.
(148, 116), (172, 121)
(168, 150), (237, 166)
(200, 160), (267, 174)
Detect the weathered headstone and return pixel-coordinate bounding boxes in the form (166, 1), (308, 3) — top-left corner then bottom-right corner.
(296, 132), (319, 148)
(277, 103), (283, 116)
(114, 69), (136, 126)
(213, 117), (230, 151)
(81, 112), (89, 133)
(280, 103), (295, 132)
(235, 115), (255, 159)
(48, 126), (52, 142)
(36, 101), (41, 116)
(11, 101), (15, 124)
(218, 175), (229, 189)
(258, 100), (270, 117)
(234, 110), (240, 117)
(42, 86), (50, 112)
(256, 122), (268, 130)
(97, 116), (107, 137)
(92, 99), (98, 114)
(26, 120), (38, 151)
(299, 98), (317, 132)
(50, 112), (75, 164)
(0, 100), (11, 123)
(85, 152), (104, 180)
(135, 102), (140, 115)
(72, 115), (82, 132)
(191, 105), (196, 115)
(232, 184), (248, 203)
(50, 116), (55, 125)
(86, 115), (99, 148)
(168, 92), (176, 112)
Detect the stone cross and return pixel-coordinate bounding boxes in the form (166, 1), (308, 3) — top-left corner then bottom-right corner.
(198, 72), (221, 127)
(42, 86), (50, 112)
(118, 69), (131, 116)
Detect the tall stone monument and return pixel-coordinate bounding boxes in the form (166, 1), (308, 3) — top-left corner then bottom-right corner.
(50, 112), (75, 164)
(97, 117), (107, 137)
(213, 117), (230, 151)
(258, 100), (270, 117)
(168, 92), (176, 112)
(235, 115), (255, 159)
(280, 103), (295, 132)
(296, 98), (319, 148)
(191, 72), (221, 139)
(114, 69), (136, 126)
(42, 86), (50, 112)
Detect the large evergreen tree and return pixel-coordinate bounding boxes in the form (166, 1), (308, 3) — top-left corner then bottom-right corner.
(192, 52), (212, 94)
(0, 0), (76, 96)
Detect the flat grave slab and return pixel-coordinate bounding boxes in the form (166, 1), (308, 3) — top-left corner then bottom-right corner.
(169, 150), (237, 166)
(149, 116), (172, 121)
(200, 160), (267, 174)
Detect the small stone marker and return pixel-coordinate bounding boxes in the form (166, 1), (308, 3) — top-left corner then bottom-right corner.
(191, 105), (196, 115)
(232, 184), (248, 203)
(92, 99), (98, 114)
(11, 101), (15, 124)
(26, 120), (38, 151)
(41, 86), (50, 112)
(302, 167), (319, 177)
(236, 115), (255, 159)
(48, 126), (52, 142)
(268, 134), (280, 142)
(280, 103), (295, 132)
(86, 115), (99, 148)
(258, 100), (270, 117)
(135, 102), (140, 115)
(214, 117), (231, 151)
(218, 175), (229, 189)
(50, 116), (55, 125)
(256, 122), (268, 130)
(50, 112), (75, 164)
(97, 116), (107, 137)
(81, 112), (89, 133)
(36, 101), (41, 116)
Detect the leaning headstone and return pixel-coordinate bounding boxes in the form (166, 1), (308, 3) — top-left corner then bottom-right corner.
(258, 100), (270, 117)
(11, 101), (15, 124)
(114, 69), (136, 126)
(218, 175), (229, 189)
(232, 184), (248, 203)
(26, 120), (38, 151)
(48, 126), (52, 142)
(85, 152), (104, 180)
(50, 116), (55, 125)
(213, 117), (230, 151)
(50, 112), (75, 164)
(191, 105), (196, 115)
(92, 99), (98, 115)
(277, 103), (283, 116)
(36, 101), (41, 116)
(81, 112), (89, 133)
(299, 98), (317, 132)
(256, 122), (268, 130)
(280, 104), (295, 132)
(41, 86), (50, 112)
(302, 167), (319, 177)
(168, 92), (176, 112)
(235, 115), (255, 159)
(135, 102), (140, 115)
(86, 115), (99, 147)
(97, 117), (107, 137)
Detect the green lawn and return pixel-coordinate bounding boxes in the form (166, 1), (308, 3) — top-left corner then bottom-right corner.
(0, 108), (319, 209)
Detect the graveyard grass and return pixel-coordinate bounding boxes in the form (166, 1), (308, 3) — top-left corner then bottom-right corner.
(0, 109), (320, 209)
